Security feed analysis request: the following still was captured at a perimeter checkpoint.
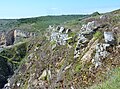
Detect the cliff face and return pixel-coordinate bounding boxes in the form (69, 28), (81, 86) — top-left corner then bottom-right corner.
(0, 42), (27, 88)
(0, 30), (36, 47)
(0, 56), (13, 88)
(1, 9), (120, 89)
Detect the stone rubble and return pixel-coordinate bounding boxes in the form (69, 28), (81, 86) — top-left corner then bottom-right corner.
(92, 43), (110, 68)
(50, 26), (72, 47)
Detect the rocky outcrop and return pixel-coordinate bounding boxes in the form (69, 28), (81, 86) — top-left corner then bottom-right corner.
(81, 21), (100, 34)
(81, 38), (99, 62)
(51, 32), (68, 45)
(92, 43), (110, 68)
(0, 29), (37, 46)
(74, 34), (89, 59)
(74, 20), (102, 59)
(49, 26), (73, 49)
(15, 30), (36, 38)
(5, 30), (15, 46)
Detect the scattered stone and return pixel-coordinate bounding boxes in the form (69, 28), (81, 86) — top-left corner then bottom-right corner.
(39, 70), (47, 80)
(100, 15), (108, 20)
(34, 46), (39, 51)
(64, 64), (72, 71)
(71, 86), (74, 89)
(16, 82), (20, 87)
(66, 29), (71, 33)
(56, 26), (60, 31)
(28, 53), (34, 59)
(59, 27), (65, 33)
(52, 44), (57, 50)
(3, 82), (10, 89)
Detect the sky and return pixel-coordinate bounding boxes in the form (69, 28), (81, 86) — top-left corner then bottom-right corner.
(0, 0), (120, 19)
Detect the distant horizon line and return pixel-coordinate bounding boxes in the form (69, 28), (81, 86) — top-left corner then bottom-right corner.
(0, 14), (89, 20)
(0, 8), (119, 19)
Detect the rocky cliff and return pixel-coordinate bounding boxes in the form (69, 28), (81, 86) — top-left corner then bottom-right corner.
(1, 9), (120, 89)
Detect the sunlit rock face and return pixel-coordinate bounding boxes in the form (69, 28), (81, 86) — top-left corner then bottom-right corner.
(5, 30), (15, 46)
(0, 29), (37, 46)
(104, 31), (115, 45)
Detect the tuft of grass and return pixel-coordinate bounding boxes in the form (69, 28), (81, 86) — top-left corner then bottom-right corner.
(93, 31), (103, 40)
(75, 63), (82, 73)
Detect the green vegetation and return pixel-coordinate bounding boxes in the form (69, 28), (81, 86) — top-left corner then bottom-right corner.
(50, 40), (56, 46)
(91, 67), (120, 89)
(0, 19), (18, 31)
(0, 42), (27, 70)
(17, 15), (87, 32)
(1, 9), (120, 89)
(75, 63), (82, 73)
(91, 12), (100, 16)
(0, 15), (88, 34)
(93, 31), (103, 40)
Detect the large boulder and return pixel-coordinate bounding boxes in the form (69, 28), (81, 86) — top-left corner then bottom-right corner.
(104, 32), (115, 45)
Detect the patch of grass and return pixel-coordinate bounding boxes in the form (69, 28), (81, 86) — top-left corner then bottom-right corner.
(50, 41), (56, 46)
(93, 31), (103, 40)
(22, 81), (28, 89)
(75, 63), (82, 73)
(90, 67), (120, 89)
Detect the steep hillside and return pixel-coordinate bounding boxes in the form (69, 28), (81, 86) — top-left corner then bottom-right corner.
(1, 10), (120, 89)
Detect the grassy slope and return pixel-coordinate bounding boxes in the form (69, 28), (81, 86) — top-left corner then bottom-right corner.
(17, 15), (87, 33)
(0, 15), (87, 32)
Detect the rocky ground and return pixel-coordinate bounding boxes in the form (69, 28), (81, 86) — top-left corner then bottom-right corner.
(0, 9), (120, 89)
